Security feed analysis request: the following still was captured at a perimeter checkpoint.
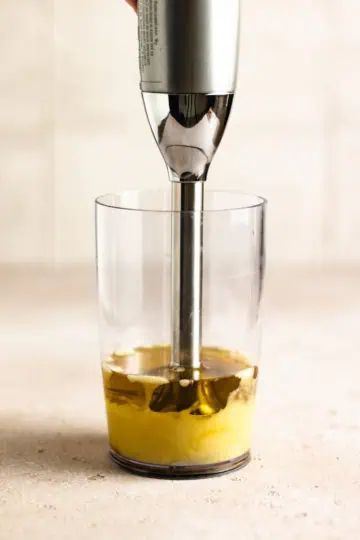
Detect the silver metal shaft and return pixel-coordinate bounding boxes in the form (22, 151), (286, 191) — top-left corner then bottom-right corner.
(171, 181), (204, 369)
(142, 92), (234, 369)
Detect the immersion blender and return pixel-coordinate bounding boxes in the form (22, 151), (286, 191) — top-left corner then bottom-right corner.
(138, 0), (241, 370)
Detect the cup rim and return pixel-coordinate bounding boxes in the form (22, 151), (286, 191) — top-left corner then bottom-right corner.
(95, 189), (267, 213)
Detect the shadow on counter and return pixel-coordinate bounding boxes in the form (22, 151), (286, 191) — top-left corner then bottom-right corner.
(0, 420), (135, 480)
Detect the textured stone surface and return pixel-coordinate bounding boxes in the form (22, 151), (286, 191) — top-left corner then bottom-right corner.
(0, 266), (359, 539)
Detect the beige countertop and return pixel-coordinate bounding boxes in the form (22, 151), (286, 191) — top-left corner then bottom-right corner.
(1, 266), (359, 539)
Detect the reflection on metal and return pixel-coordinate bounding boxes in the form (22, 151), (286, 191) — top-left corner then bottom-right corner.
(142, 93), (234, 182)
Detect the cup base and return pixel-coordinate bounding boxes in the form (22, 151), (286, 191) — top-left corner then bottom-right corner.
(109, 449), (251, 479)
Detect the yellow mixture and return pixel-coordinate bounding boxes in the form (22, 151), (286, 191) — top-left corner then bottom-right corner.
(102, 346), (258, 466)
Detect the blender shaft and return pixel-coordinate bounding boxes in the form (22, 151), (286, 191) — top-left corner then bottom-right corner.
(140, 92), (234, 370)
(171, 181), (204, 369)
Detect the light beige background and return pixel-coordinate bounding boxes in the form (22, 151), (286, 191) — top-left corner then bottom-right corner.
(0, 0), (359, 265)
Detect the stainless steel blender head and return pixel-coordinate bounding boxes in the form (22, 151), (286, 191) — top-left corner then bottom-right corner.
(138, 0), (241, 370)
